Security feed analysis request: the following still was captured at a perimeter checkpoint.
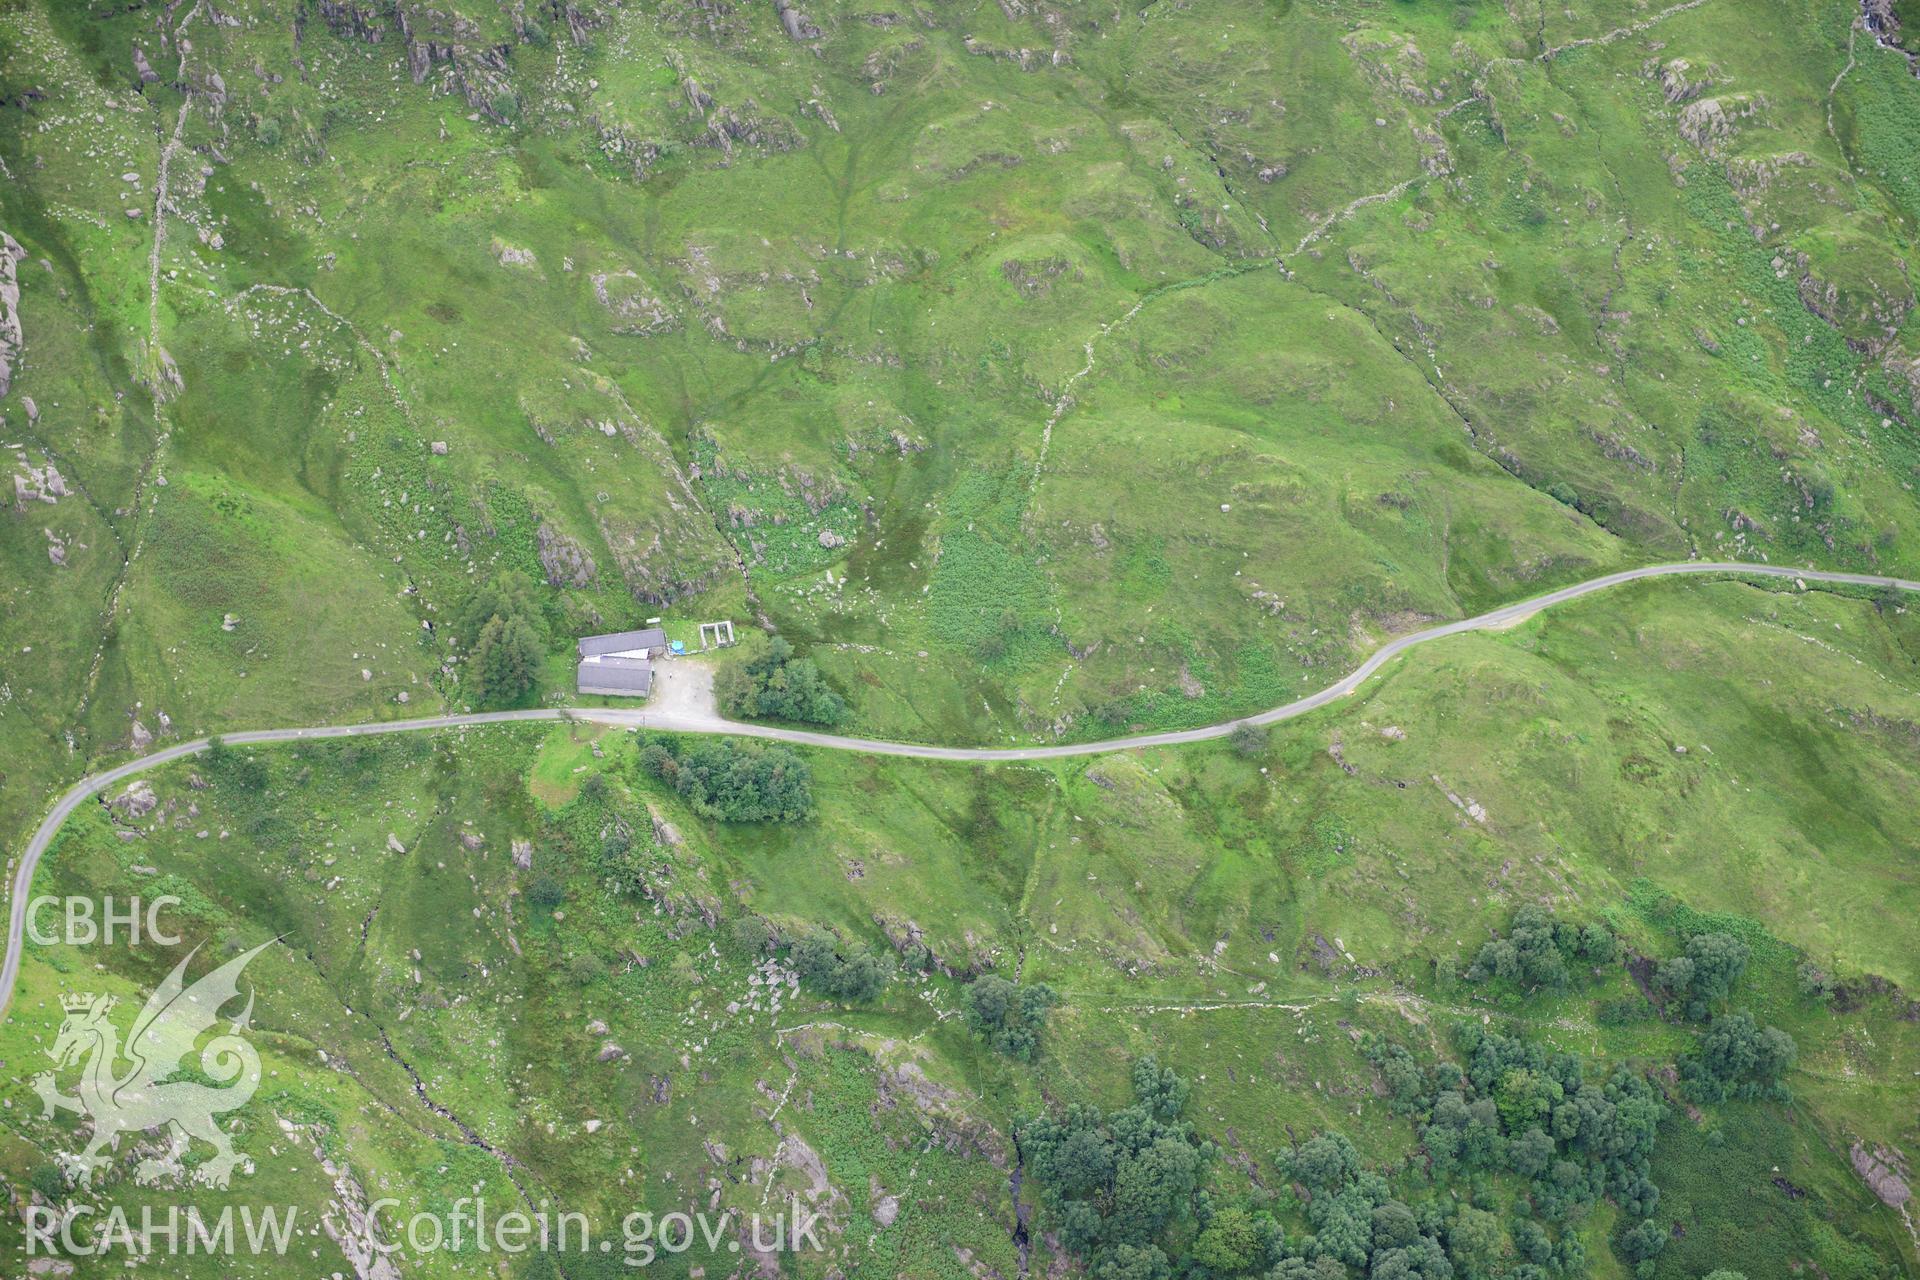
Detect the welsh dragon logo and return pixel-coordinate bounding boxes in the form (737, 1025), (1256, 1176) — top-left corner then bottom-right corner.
(31, 940), (272, 1190)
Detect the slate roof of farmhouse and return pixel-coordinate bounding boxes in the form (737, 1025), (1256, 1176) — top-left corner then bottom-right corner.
(576, 654), (653, 695)
(576, 628), (666, 658)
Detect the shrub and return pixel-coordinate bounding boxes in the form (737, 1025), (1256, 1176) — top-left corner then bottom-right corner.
(716, 637), (846, 726)
(789, 933), (889, 1002)
(1680, 1011), (1796, 1102)
(1466, 905), (1617, 992)
(525, 873), (567, 910)
(1131, 1055), (1191, 1121)
(1228, 722), (1268, 756)
(1795, 960), (1834, 1003)
(638, 736), (813, 823)
(963, 975), (1059, 1060)
(1657, 932), (1751, 1020)
(731, 916), (772, 956)
(204, 737), (270, 793)
(1596, 996), (1652, 1026)
(1614, 1219), (1666, 1265)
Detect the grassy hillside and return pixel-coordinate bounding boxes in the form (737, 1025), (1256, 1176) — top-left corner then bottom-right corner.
(2, 580), (1916, 1275)
(4, 2), (1920, 1274)
(4, 0), (1920, 815)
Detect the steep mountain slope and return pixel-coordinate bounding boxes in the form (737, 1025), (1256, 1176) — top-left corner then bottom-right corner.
(5, 0), (1918, 807)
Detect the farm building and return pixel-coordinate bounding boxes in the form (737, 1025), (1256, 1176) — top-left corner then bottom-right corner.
(575, 628), (666, 697)
(577, 654), (653, 697)
(577, 628), (666, 659)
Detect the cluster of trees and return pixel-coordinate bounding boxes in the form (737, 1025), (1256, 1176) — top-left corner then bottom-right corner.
(789, 932), (889, 1003)
(1017, 1057), (1254, 1280)
(1364, 1024), (1666, 1274)
(1679, 1012), (1796, 1103)
(455, 573), (549, 706)
(962, 975), (1059, 1061)
(1643, 930), (1797, 1103)
(639, 736), (813, 822)
(1654, 931), (1750, 1020)
(1464, 906), (1618, 991)
(1276, 1133), (1467, 1279)
(716, 637), (846, 726)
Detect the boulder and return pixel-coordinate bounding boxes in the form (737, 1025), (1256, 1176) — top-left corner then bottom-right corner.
(110, 781), (158, 820)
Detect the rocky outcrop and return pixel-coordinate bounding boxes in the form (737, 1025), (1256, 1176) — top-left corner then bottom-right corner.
(546, 1), (599, 46)
(670, 57), (803, 160)
(1851, 1141), (1911, 1208)
(1342, 28), (1445, 103)
(12, 458), (67, 506)
(491, 239), (537, 268)
(110, 781), (159, 821)
(1653, 57), (1715, 103)
(1000, 255), (1079, 300)
(1678, 93), (1768, 153)
(1863, 0), (1917, 59)
(535, 520), (596, 588)
(774, 0), (821, 41)
(313, 0), (389, 42)
(591, 270), (679, 334)
(0, 230), (22, 400)
(588, 116), (664, 180)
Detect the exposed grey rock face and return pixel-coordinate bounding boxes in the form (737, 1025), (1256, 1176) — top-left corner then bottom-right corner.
(1851, 1141), (1911, 1209)
(775, 0), (821, 40)
(132, 45), (159, 84)
(1678, 93), (1767, 152)
(1654, 58), (1711, 103)
(590, 270), (679, 334)
(0, 230), (23, 400)
(491, 241), (536, 268)
(536, 520), (596, 587)
(111, 781), (159, 820)
(14, 460), (68, 505)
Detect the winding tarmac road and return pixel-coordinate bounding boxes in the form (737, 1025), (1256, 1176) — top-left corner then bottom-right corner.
(7, 559), (1919, 1018)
